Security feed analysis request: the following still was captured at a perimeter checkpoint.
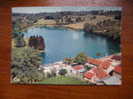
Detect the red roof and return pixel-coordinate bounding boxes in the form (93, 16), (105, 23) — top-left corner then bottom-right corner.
(84, 72), (95, 79)
(73, 65), (84, 70)
(114, 66), (121, 74)
(99, 61), (111, 69)
(95, 68), (108, 79)
(84, 67), (108, 79)
(91, 67), (98, 73)
(87, 58), (102, 66)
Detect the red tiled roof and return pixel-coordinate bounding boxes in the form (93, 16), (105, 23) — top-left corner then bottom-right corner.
(84, 66), (108, 79)
(72, 65), (84, 70)
(99, 61), (111, 69)
(91, 67), (98, 73)
(114, 66), (121, 74)
(84, 72), (95, 79)
(95, 68), (108, 79)
(87, 58), (102, 66)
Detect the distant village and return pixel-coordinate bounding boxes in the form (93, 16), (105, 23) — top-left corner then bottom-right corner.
(12, 10), (121, 40)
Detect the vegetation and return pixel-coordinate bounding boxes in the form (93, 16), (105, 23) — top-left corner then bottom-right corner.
(11, 10), (121, 84)
(84, 65), (92, 71)
(83, 19), (121, 40)
(12, 10), (121, 41)
(14, 33), (26, 47)
(11, 47), (44, 83)
(29, 36), (45, 50)
(58, 69), (67, 76)
(74, 52), (88, 65)
(11, 16), (45, 83)
(12, 18), (26, 47)
(35, 76), (88, 84)
(63, 58), (74, 64)
(63, 53), (88, 65)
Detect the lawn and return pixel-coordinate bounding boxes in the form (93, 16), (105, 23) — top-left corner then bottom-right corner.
(35, 76), (88, 85)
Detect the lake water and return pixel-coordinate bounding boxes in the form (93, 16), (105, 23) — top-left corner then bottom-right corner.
(24, 26), (120, 64)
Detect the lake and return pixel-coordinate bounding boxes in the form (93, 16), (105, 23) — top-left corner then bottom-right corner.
(24, 26), (120, 64)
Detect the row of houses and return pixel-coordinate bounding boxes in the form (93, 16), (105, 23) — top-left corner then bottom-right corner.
(40, 53), (121, 85)
(83, 54), (121, 85)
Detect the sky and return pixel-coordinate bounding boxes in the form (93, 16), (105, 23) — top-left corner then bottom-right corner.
(12, 7), (122, 14)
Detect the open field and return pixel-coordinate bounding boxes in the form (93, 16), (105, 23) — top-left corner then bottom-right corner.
(35, 76), (88, 85)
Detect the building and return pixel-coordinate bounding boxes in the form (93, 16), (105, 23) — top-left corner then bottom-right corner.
(72, 65), (85, 73)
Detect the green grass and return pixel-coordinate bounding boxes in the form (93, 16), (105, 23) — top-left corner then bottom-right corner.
(35, 76), (88, 85)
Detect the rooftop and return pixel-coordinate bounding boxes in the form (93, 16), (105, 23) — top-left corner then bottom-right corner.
(84, 72), (95, 79)
(72, 65), (84, 71)
(87, 58), (102, 66)
(99, 61), (111, 69)
(114, 66), (122, 74)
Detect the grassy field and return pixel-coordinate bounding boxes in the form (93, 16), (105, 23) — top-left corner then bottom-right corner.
(35, 76), (88, 85)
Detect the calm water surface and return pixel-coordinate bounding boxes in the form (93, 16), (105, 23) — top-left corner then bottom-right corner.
(24, 26), (120, 64)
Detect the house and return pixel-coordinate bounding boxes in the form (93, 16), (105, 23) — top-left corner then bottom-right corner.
(95, 68), (109, 80)
(83, 66), (109, 83)
(106, 65), (114, 74)
(83, 70), (98, 83)
(99, 61), (111, 69)
(84, 71), (95, 79)
(87, 58), (103, 66)
(111, 61), (121, 66)
(114, 66), (122, 74)
(72, 65), (85, 73)
(101, 75), (121, 85)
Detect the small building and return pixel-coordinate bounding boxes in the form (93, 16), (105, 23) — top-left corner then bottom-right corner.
(83, 71), (97, 83)
(72, 65), (85, 73)
(114, 66), (122, 74)
(99, 61), (111, 69)
(83, 66), (109, 83)
(95, 68), (109, 80)
(84, 71), (95, 79)
(87, 58), (103, 66)
(102, 75), (121, 85)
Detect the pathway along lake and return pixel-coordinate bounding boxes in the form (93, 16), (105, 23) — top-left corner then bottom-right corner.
(24, 26), (120, 64)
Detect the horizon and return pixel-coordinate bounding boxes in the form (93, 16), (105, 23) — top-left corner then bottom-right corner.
(12, 7), (122, 14)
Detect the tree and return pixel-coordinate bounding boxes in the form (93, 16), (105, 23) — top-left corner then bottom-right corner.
(28, 36), (45, 50)
(58, 69), (67, 76)
(63, 58), (74, 64)
(14, 33), (26, 47)
(84, 65), (92, 71)
(74, 52), (88, 65)
(11, 47), (44, 83)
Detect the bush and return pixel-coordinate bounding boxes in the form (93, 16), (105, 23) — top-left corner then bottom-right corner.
(74, 52), (88, 65)
(63, 58), (74, 64)
(14, 33), (26, 47)
(58, 69), (67, 76)
(84, 66), (92, 71)
(11, 47), (44, 83)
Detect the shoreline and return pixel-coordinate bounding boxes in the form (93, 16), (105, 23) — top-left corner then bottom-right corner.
(22, 22), (120, 42)
(41, 52), (121, 66)
(38, 53), (121, 85)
